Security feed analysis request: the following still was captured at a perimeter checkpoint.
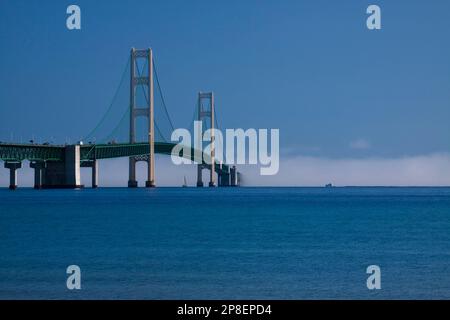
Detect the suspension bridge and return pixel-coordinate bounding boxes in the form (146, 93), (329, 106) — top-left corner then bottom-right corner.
(0, 48), (239, 189)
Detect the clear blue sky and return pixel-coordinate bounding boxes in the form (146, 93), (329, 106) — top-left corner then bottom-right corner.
(1, 0), (449, 161)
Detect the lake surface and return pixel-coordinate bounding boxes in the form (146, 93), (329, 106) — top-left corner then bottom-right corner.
(0, 187), (449, 299)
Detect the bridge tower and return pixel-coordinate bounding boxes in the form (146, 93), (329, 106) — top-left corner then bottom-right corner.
(128, 48), (155, 188)
(196, 92), (216, 187)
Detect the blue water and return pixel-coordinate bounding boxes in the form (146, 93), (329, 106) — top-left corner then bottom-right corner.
(0, 187), (449, 299)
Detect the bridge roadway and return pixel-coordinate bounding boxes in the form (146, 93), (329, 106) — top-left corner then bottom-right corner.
(0, 142), (237, 189)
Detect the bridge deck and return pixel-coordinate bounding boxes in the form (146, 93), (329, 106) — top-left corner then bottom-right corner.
(0, 142), (229, 174)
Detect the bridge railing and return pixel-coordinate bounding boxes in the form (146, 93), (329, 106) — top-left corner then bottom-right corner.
(0, 142), (229, 174)
(0, 144), (65, 162)
(80, 142), (229, 174)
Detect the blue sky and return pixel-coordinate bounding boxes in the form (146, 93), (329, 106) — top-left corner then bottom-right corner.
(1, 0), (450, 186)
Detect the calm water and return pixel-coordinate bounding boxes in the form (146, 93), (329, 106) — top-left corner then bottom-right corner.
(0, 187), (449, 299)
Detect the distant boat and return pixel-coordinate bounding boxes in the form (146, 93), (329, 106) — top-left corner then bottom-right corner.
(325, 183), (333, 188)
(182, 176), (188, 188)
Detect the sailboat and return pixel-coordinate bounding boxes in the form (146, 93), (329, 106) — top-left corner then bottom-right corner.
(182, 176), (188, 188)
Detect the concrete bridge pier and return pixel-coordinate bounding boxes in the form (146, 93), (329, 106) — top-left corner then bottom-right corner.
(219, 166), (231, 187)
(197, 165), (217, 187)
(81, 160), (98, 188)
(42, 145), (83, 189)
(208, 158), (216, 188)
(230, 166), (239, 187)
(30, 161), (46, 189)
(128, 158), (138, 188)
(4, 162), (21, 190)
(145, 159), (155, 188)
(145, 180), (155, 188)
(91, 160), (98, 188)
(196, 164), (204, 187)
(128, 157), (155, 188)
